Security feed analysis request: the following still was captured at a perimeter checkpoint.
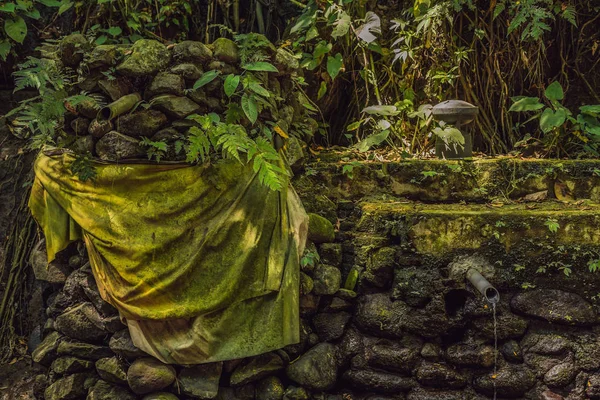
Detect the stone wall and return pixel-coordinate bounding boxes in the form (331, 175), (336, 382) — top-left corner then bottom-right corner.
(8, 155), (600, 400)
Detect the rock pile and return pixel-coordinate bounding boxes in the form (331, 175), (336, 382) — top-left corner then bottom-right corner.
(24, 197), (600, 400)
(51, 33), (313, 163)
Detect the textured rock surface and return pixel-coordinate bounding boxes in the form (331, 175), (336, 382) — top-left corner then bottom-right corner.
(343, 369), (415, 393)
(109, 329), (148, 359)
(96, 356), (128, 385)
(511, 289), (597, 325)
(44, 373), (91, 400)
(127, 358), (176, 395)
(178, 362), (222, 399)
(95, 131), (145, 161)
(117, 110), (168, 137)
(88, 380), (136, 400)
(117, 39), (171, 76)
(473, 366), (536, 397)
(307, 213), (335, 243)
(151, 95), (201, 119)
(286, 343), (338, 391)
(230, 352), (284, 386)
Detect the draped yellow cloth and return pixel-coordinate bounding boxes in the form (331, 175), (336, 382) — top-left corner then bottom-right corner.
(29, 150), (308, 364)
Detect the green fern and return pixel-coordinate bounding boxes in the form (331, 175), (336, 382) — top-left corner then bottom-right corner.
(186, 126), (213, 163)
(70, 154), (98, 182)
(140, 137), (168, 162)
(9, 54), (94, 149)
(234, 33), (273, 64)
(183, 114), (288, 191)
(506, 0), (555, 41)
(559, 4), (577, 27)
(247, 137), (289, 191)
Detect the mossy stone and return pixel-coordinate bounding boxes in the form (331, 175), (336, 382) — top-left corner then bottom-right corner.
(307, 213), (335, 244)
(313, 264), (341, 295)
(300, 272), (314, 295)
(86, 45), (120, 69)
(88, 380), (136, 400)
(96, 356), (128, 385)
(142, 393), (180, 400)
(212, 38), (240, 64)
(286, 343), (338, 391)
(117, 110), (168, 138)
(116, 39), (171, 77)
(170, 63), (203, 81)
(50, 356), (93, 375)
(59, 33), (90, 67)
(44, 373), (90, 400)
(96, 131), (145, 161)
(151, 95), (201, 119)
(127, 358), (176, 395)
(173, 41), (213, 64)
(283, 386), (309, 400)
(230, 352), (284, 386)
(256, 376), (285, 400)
(145, 72), (185, 98)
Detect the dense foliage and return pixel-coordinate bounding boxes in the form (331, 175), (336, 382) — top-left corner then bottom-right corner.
(2, 0), (600, 158)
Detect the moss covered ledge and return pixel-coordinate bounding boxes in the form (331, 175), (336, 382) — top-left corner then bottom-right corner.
(295, 154), (600, 203)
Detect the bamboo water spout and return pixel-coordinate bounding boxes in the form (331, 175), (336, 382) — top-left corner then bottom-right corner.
(466, 268), (500, 304)
(97, 93), (141, 121)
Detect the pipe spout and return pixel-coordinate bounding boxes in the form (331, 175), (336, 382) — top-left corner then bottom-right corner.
(466, 268), (500, 304)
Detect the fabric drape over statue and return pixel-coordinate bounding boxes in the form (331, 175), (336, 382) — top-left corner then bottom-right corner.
(29, 150), (308, 364)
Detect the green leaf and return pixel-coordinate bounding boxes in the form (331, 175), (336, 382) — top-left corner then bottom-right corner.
(540, 108), (567, 133)
(509, 97), (544, 112)
(362, 105), (400, 116)
(0, 40), (11, 60)
(290, 12), (315, 34)
(317, 81), (327, 100)
(313, 40), (332, 58)
(544, 218), (560, 233)
(327, 53), (343, 80)
(242, 62), (278, 73)
(347, 120), (362, 131)
(492, 2), (505, 19)
(241, 93), (258, 124)
(24, 8), (41, 19)
(306, 25), (319, 41)
(248, 82), (270, 98)
(544, 81), (564, 102)
(4, 16), (27, 43)
(193, 70), (220, 90)
(0, 3), (16, 12)
(58, 0), (73, 14)
(95, 35), (107, 45)
(356, 130), (389, 152)
(107, 26), (122, 37)
(414, 0), (431, 17)
(36, 0), (61, 6)
(331, 10), (351, 38)
(580, 105), (600, 117)
(224, 74), (240, 97)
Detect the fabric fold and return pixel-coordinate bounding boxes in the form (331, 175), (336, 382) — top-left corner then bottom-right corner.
(29, 150), (307, 364)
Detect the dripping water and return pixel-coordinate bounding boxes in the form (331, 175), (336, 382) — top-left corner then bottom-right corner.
(492, 301), (498, 400)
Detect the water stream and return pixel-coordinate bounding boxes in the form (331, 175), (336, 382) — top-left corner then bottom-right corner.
(492, 301), (498, 400)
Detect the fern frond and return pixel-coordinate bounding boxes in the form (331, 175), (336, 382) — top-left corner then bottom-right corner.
(247, 137), (289, 191)
(186, 126), (212, 163)
(561, 5), (577, 27)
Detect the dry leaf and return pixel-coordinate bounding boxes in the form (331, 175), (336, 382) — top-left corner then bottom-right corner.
(487, 202), (505, 208)
(523, 190), (548, 202)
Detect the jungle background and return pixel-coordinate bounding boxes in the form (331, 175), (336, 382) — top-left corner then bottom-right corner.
(0, 0), (599, 159)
